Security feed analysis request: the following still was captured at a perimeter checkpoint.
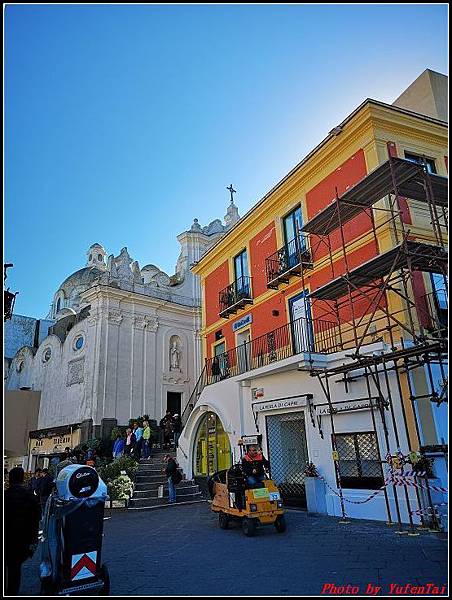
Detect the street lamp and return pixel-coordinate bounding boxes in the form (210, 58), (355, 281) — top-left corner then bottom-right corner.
(4, 263), (18, 321)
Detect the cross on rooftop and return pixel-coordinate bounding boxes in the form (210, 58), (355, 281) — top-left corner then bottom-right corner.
(226, 184), (236, 204)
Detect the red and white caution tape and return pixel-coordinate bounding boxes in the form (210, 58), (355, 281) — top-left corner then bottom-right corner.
(315, 473), (390, 505)
(389, 475), (448, 494)
(315, 471), (447, 509)
(410, 503), (448, 517)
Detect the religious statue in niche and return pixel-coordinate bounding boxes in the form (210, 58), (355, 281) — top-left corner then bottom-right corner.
(170, 338), (182, 371)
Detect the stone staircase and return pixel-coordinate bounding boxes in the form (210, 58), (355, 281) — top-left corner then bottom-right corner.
(128, 450), (204, 510)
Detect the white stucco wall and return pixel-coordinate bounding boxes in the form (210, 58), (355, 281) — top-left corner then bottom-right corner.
(6, 284), (202, 432)
(177, 343), (421, 524)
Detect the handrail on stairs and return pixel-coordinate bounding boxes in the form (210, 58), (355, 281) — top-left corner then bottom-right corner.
(181, 364), (208, 428)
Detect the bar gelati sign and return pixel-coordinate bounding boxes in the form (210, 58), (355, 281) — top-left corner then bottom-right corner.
(232, 313), (252, 332)
(254, 397), (305, 412)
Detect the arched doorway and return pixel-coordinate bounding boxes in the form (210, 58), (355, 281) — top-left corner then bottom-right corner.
(193, 411), (232, 492)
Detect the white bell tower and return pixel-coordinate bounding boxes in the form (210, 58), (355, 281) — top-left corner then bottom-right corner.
(86, 243), (107, 269)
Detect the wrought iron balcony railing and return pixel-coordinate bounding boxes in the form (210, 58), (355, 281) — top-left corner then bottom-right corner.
(205, 316), (340, 385)
(266, 236), (312, 289)
(219, 276), (253, 318)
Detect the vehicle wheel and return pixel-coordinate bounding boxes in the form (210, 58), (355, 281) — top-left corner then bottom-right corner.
(219, 512), (230, 530)
(242, 517), (257, 537)
(274, 514), (286, 533)
(99, 564), (110, 596)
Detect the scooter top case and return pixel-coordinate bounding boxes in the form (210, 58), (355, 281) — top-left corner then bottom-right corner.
(40, 464), (110, 596)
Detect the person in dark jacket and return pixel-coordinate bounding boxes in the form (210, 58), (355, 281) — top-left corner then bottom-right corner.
(125, 427), (137, 457)
(5, 467), (41, 595)
(160, 411), (174, 449)
(172, 415), (182, 449)
(39, 468), (55, 509)
(28, 468), (42, 496)
(163, 454), (178, 503)
(241, 445), (270, 488)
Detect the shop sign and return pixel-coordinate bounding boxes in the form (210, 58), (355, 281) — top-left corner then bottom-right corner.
(254, 397), (305, 412)
(318, 401), (371, 415)
(29, 429), (81, 455)
(241, 435), (261, 446)
(232, 314), (252, 332)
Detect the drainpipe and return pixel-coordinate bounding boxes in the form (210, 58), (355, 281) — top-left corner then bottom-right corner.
(239, 381), (251, 437)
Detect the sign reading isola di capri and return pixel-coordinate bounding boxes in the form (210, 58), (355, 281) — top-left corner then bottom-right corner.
(253, 397), (306, 412)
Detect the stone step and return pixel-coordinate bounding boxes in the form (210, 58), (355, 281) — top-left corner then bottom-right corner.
(134, 479), (195, 492)
(137, 459), (176, 467)
(135, 475), (168, 484)
(135, 473), (185, 484)
(136, 467), (183, 476)
(139, 452), (176, 460)
(139, 453), (176, 465)
(129, 491), (203, 508)
(137, 468), (167, 474)
(133, 483), (199, 499)
(128, 499), (207, 511)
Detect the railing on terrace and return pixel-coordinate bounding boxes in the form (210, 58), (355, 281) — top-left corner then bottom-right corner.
(219, 276), (253, 318)
(205, 316), (341, 385)
(266, 236), (312, 289)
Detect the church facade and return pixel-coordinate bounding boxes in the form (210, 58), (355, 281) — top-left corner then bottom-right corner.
(5, 202), (240, 466)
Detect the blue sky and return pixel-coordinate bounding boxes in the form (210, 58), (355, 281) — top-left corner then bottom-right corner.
(5, 4), (448, 318)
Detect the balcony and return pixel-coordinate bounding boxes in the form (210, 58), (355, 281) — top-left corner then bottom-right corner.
(205, 316), (341, 385)
(219, 276), (253, 319)
(266, 236), (313, 289)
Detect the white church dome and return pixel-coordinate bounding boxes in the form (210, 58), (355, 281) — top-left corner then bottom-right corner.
(58, 266), (105, 295)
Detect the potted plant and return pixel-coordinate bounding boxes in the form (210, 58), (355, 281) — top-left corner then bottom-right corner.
(304, 462), (327, 515)
(108, 474), (134, 508)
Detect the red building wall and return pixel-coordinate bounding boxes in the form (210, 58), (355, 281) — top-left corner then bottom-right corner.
(249, 222), (278, 298)
(306, 149), (375, 262)
(388, 141), (429, 326)
(205, 261), (230, 328)
(202, 146), (413, 359)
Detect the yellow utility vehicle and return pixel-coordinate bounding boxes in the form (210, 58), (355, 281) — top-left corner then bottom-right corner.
(209, 466), (286, 536)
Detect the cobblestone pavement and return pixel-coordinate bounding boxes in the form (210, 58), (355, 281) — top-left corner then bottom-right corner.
(21, 502), (447, 596)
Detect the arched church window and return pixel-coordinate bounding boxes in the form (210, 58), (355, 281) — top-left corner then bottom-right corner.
(43, 348), (52, 363)
(16, 361), (24, 373)
(98, 254), (103, 261)
(56, 298), (61, 313)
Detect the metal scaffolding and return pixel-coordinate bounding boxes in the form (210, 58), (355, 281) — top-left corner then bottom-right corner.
(301, 144), (448, 532)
